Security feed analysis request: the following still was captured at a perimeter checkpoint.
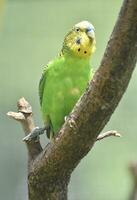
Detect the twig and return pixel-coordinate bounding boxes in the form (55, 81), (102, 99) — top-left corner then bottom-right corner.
(7, 111), (25, 121)
(7, 97), (42, 166)
(96, 130), (121, 141)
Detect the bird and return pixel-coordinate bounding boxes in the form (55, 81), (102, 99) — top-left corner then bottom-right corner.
(23, 21), (96, 141)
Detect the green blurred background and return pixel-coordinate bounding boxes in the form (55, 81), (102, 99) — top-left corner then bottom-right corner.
(0, 0), (137, 199)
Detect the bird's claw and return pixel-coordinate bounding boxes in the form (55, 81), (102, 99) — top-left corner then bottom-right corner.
(22, 126), (46, 141)
(64, 116), (68, 122)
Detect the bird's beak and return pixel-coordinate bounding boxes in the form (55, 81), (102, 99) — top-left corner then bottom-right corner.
(87, 29), (95, 39)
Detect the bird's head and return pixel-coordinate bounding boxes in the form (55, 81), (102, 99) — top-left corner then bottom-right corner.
(62, 21), (96, 59)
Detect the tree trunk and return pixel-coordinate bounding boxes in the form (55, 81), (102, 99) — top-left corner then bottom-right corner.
(29, 177), (69, 200)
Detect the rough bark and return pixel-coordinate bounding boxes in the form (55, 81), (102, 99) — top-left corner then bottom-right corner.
(7, 0), (137, 199)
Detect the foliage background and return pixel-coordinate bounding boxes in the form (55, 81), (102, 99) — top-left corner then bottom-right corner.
(0, 0), (137, 199)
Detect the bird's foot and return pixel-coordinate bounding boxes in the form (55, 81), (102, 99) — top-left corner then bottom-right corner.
(22, 126), (47, 142)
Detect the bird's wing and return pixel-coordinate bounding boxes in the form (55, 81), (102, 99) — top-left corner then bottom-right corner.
(39, 64), (55, 139)
(39, 54), (63, 106)
(39, 65), (48, 106)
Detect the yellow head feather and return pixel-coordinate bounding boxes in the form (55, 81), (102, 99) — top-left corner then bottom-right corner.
(62, 21), (96, 59)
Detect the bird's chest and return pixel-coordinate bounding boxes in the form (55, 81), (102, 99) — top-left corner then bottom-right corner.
(53, 66), (89, 101)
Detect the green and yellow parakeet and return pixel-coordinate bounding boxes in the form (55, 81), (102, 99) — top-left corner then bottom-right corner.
(23, 21), (96, 141)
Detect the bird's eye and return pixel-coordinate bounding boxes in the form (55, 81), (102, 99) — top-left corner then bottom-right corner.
(76, 28), (80, 32)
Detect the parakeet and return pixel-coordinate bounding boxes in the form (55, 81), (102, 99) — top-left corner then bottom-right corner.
(23, 21), (96, 141)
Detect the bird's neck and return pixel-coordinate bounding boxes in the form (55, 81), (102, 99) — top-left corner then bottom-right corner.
(60, 48), (91, 65)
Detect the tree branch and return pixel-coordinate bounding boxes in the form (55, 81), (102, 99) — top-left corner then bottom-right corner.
(7, 0), (137, 199)
(96, 130), (121, 141)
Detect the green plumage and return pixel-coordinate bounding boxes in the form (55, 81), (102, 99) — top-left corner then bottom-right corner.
(39, 55), (93, 137)
(39, 21), (95, 138)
